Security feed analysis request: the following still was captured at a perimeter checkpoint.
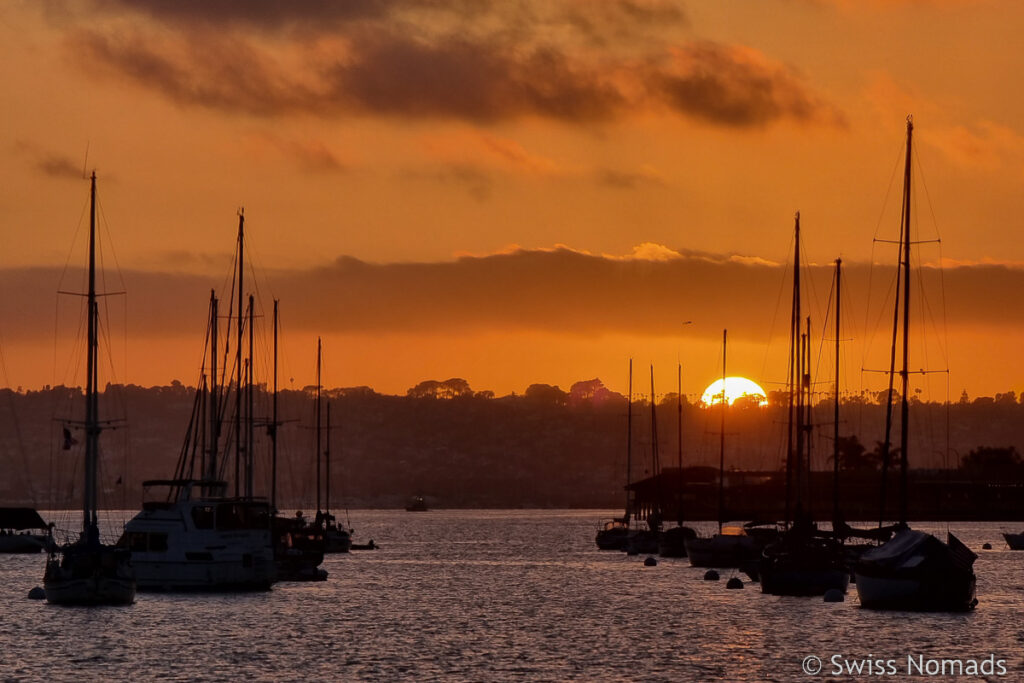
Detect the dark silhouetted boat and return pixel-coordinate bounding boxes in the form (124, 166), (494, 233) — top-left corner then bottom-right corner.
(0, 508), (52, 553)
(685, 331), (760, 569)
(43, 173), (135, 606)
(406, 496), (429, 512)
(760, 217), (848, 597)
(853, 117), (977, 611)
(1004, 532), (1024, 550)
(595, 360), (635, 551)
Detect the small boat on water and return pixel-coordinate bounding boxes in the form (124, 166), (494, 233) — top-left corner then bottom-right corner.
(596, 360), (636, 551)
(658, 363), (698, 558)
(685, 331), (761, 570)
(853, 117), (977, 612)
(312, 341), (351, 555)
(0, 508), (52, 553)
(1003, 532), (1024, 550)
(406, 496), (429, 512)
(43, 173), (135, 606)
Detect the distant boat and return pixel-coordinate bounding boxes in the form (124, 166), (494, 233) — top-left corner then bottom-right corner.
(658, 362), (698, 558)
(43, 173), (135, 606)
(1003, 532), (1024, 550)
(853, 117), (977, 612)
(262, 306), (327, 579)
(685, 331), (760, 569)
(0, 508), (52, 553)
(406, 496), (429, 513)
(313, 340), (351, 555)
(123, 213), (274, 591)
(595, 360), (636, 550)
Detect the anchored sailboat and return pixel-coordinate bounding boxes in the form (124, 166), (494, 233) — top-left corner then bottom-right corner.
(760, 221), (849, 596)
(122, 213), (275, 591)
(853, 117), (977, 611)
(43, 173), (136, 606)
(685, 331), (758, 568)
(595, 360), (635, 551)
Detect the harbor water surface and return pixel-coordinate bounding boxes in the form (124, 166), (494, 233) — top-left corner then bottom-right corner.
(2, 511), (1022, 681)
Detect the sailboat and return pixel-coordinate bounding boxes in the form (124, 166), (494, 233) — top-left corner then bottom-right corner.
(122, 214), (275, 591)
(43, 173), (136, 606)
(307, 339), (352, 554)
(1003, 533), (1024, 549)
(684, 331), (757, 568)
(658, 363), (697, 557)
(760, 224), (849, 596)
(595, 359), (635, 551)
(853, 117), (977, 611)
(0, 508), (52, 553)
(623, 366), (664, 555)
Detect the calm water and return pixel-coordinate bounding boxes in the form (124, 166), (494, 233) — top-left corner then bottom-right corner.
(2, 512), (1023, 681)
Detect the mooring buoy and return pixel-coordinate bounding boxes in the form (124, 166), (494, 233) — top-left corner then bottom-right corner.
(644, 556), (657, 567)
(823, 588), (844, 603)
(982, 543), (992, 550)
(27, 586), (45, 600)
(726, 577), (743, 589)
(703, 569), (720, 581)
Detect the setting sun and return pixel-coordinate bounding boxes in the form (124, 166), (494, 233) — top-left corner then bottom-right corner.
(701, 377), (768, 406)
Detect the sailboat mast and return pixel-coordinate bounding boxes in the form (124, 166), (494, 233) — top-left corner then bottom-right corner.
(326, 402), (331, 516)
(677, 362), (683, 525)
(785, 212), (800, 528)
(271, 300), (278, 510)
(316, 337), (322, 515)
(234, 211), (244, 497)
(718, 329), (726, 535)
(833, 259), (841, 524)
(84, 171), (99, 532)
(899, 117), (914, 527)
(208, 292), (219, 483)
(650, 365), (661, 521)
(803, 316), (812, 515)
(246, 294), (255, 499)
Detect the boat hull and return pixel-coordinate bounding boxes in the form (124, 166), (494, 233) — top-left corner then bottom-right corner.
(133, 557), (275, 592)
(44, 545), (136, 606)
(853, 530), (977, 611)
(685, 535), (755, 568)
(854, 572), (977, 612)
(126, 496), (276, 592)
(44, 575), (136, 606)
(0, 533), (49, 553)
(658, 526), (697, 558)
(1003, 532), (1024, 550)
(761, 566), (849, 596)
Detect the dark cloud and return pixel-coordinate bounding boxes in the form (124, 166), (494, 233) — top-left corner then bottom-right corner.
(328, 34), (625, 123)
(2, 252), (1022, 347)
(58, 0), (836, 128)
(84, 0), (393, 32)
(651, 42), (844, 127)
(37, 154), (83, 179)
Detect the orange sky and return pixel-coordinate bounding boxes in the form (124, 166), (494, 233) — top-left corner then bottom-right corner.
(1, 1), (1023, 400)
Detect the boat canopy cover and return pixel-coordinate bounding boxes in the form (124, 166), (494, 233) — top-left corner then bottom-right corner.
(0, 507), (48, 530)
(860, 529), (976, 572)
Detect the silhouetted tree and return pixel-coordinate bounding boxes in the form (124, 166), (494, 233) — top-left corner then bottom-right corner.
(832, 435), (878, 471)
(524, 383), (568, 406)
(960, 446), (1023, 475)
